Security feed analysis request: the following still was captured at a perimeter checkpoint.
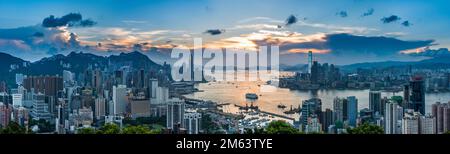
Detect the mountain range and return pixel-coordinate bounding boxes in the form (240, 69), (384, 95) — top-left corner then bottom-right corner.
(341, 55), (450, 71)
(279, 55), (450, 72)
(0, 51), (163, 87)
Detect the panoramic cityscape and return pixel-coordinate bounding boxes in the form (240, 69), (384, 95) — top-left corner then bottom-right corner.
(1, 0), (450, 135)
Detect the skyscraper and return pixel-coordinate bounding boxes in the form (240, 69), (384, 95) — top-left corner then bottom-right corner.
(12, 106), (29, 126)
(31, 93), (52, 121)
(184, 112), (202, 134)
(63, 70), (75, 86)
(359, 108), (374, 124)
(308, 51), (312, 74)
(0, 102), (12, 127)
(15, 73), (24, 86)
(333, 97), (347, 122)
(385, 101), (402, 134)
(92, 69), (102, 93)
(432, 102), (450, 133)
(112, 85), (127, 116)
(305, 115), (322, 134)
(347, 96), (358, 127)
(403, 85), (410, 108)
(369, 91), (381, 115)
(129, 97), (150, 118)
(23, 75), (63, 97)
(148, 79), (158, 99)
(323, 108), (334, 131)
(310, 61), (319, 84)
(410, 76), (425, 115)
(402, 110), (419, 134)
(95, 97), (106, 120)
(166, 100), (185, 130)
(138, 69), (145, 89)
(12, 93), (23, 107)
(419, 115), (436, 134)
(300, 98), (322, 130)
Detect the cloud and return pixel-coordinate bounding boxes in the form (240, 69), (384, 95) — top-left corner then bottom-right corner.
(285, 15), (298, 26)
(79, 19), (97, 27)
(204, 29), (224, 35)
(402, 21), (412, 27)
(33, 32), (44, 37)
(42, 13), (96, 28)
(121, 20), (148, 24)
(336, 11), (348, 18)
(230, 24), (280, 30)
(0, 24), (84, 58)
(384, 32), (407, 37)
(272, 33), (434, 57)
(237, 17), (283, 24)
(295, 21), (377, 34)
(381, 15), (401, 23)
(68, 33), (80, 48)
(403, 47), (450, 57)
(362, 8), (374, 17)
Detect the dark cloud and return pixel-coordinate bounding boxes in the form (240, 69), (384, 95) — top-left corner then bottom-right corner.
(381, 15), (401, 23)
(132, 42), (153, 51)
(0, 26), (39, 40)
(285, 15), (297, 26)
(204, 29), (224, 35)
(0, 25), (83, 57)
(33, 32), (44, 37)
(79, 19), (97, 27)
(362, 8), (374, 17)
(402, 21), (412, 27)
(277, 33), (434, 57)
(42, 13), (96, 28)
(407, 48), (450, 57)
(105, 43), (128, 50)
(68, 33), (80, 48)
(336, 11), (348, 18)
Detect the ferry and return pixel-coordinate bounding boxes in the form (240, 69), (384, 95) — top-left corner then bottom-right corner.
(245, 93), (258, 99)
(277, 103), (287, 109)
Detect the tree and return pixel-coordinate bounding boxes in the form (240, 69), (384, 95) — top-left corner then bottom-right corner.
(28, 119), (54, 133)
(201, 114), (221, 133)
(244, 127), (266, 134)
(97, 123), (121, 134)
(123, 116), (166, 126)
(77, 127), (96, 134)
(265, 120), (299, 134)
(0, 122), (28, 134)
(347, 123), (384, 134)
(122, 125), (152, 134)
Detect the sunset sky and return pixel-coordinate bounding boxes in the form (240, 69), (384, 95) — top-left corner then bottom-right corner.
(1, 0), (450, 65)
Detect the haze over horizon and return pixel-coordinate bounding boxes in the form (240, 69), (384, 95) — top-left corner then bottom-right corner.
(1, 0), (450, 65)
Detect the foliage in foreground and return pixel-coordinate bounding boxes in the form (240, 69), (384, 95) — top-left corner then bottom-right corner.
(245, 120), (300, 134)
(347, 123), (384, 134)
(0, 122), (31, 134)
(77, 123), (161, 134)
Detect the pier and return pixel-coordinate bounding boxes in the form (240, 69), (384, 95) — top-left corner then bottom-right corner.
(234, 104), (296, 121)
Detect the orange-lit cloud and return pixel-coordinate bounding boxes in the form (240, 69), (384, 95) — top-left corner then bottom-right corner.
(288, 48), (330, 54)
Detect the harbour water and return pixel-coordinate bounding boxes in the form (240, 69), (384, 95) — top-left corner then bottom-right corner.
(184, 80), (450, 120)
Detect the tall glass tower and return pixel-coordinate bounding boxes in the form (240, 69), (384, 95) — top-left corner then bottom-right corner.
(308, 51), (313, 74)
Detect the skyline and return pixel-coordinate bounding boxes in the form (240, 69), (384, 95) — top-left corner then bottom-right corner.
(1, 0), (450, 65)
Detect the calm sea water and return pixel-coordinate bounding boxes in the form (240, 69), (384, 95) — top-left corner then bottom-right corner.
(184, 73), (450, 119)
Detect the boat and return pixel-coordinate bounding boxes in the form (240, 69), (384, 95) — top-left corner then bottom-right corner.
(277, 103), (287, 109)
(245, 93), (258, 99)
